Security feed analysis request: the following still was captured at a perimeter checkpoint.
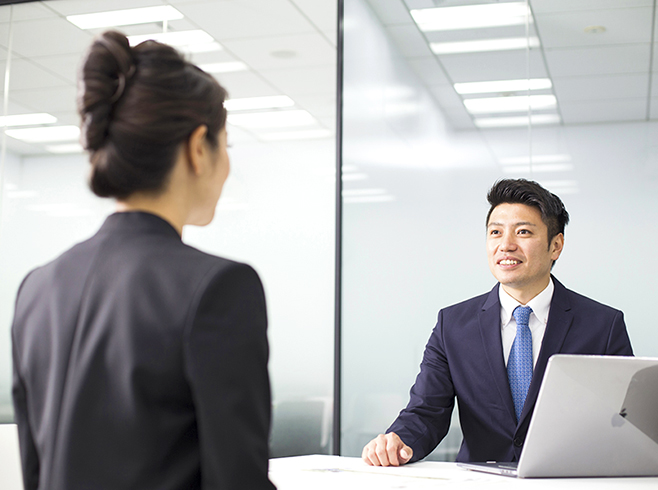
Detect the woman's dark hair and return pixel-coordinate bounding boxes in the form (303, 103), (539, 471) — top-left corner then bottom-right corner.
(77, 30), (228, 199)
(486, 178), (570, 244)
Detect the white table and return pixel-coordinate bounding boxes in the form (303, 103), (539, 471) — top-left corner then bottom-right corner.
(269, 455), (658, 490)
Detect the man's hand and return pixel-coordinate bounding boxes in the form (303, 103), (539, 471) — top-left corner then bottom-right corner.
(361, 432), (413, 466)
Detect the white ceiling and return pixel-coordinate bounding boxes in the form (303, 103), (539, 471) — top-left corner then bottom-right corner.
(0, 0), (337, 155)
(367, 0), (658, 129)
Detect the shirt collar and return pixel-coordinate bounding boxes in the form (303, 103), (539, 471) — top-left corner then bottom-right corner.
(499, 277), (554, 327)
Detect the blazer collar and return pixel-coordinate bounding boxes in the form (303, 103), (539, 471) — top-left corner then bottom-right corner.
(98, 211), (181, 240)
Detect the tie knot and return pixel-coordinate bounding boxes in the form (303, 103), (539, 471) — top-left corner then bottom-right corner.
(513, 305), (532, 327)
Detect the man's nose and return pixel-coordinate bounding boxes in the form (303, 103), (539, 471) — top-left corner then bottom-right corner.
(499, 234), (517, 251)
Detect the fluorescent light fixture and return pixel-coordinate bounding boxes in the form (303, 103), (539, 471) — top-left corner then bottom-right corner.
(67, 6), (183, 29)
(539, 180), (579, 195)
(6, 125), (80, 142)
(258, 129), (333, 141)
(0, 113), (56, 127)
(411, 2), (531, 32)
(431, 37), (539, 54)
(464, 95), (556, 114)
(455, 78), (551, 95)
(343, 195), (396, 204)
(225, 96), (294, 112)
(46, 143), (84, 154)
(474, 114), (561, 128)
(199, 61), (248, 73)
(342, 188), (387, 197)
(342, 165), (359, 173)
(499, 154), (571, 165)
(28, 203), (94, 218)
(227, 110), (316, 129)
(128, 30), (214, 48)
(7, 190), (38, 199)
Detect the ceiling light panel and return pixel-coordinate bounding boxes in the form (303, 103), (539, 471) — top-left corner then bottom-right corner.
(464, 95), (557, 114)
(128, 30), (215, 48)
(431, 37), (539, 54)
(411, 3), (532, 32)
(67, 6), (184, 30)
(474, 114), (561, 128)
(0, 113), (56, 127)
(199, 61), (248, 74)
(6, 126), (80, 143)
(455, 79), (552, 95)
(227, 110), (316, 129)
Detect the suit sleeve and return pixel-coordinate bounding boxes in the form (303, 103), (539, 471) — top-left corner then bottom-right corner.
(605, 309), (634, 356)
(183, 262), (275, 490)
(387, 309), (455, 462)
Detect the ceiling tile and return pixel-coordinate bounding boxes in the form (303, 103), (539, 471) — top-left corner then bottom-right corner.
(289, 0), (337, 32)
(8, 58), (71, 91)
(222, 33), (335, 70)
(535, 7), (653, 49)
(544, 44), (651, 77)
(10, 86), (78, 113)
(293, 93), (337, 118)
(649, 98), (658, 120)
(441, 108), (476, 130)
(3, 2), (59, 22)
(214, 71), (280, 99)
(176, 0), (316, 41)
(9, 17), (93, 57)
(30, 54), (82, 85)
(553, 73), (649, 101)
(439, 49), (548, 83)
(259, 65), (336, 96)
(430, 85), (463, 110)
(560, 98), (647, 124)
(530, 0), (652, 14)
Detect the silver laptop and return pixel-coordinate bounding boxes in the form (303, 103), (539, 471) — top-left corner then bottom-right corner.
(458, 354), (658, 478)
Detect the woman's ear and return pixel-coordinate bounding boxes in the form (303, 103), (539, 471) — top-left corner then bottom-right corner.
(186, 125), (209, 176)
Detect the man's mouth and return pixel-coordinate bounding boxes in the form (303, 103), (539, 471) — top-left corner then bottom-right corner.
(499, 259), (521, 265)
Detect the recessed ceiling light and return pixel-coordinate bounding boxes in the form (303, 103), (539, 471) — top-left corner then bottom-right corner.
(464, 95), (556, 114)
(199, 61), (248, 74)
(225, 96), (295, 112)
(411, 2), (531, 32)
(6, 125), (80, 142)
(455, 79), (551, 95)
(584, 25), (606, 34)
(259, 129), (333, 141)
(227, 110), (316, 129)
(431, 37), (539, 54)
(127, 30), (215, 48)
(270, 50), (297, 59)
(0, 113), (56, 127)
(474, 114), (561, 128)
(46, 143), (85, 154)
(67, 6), (184, 30)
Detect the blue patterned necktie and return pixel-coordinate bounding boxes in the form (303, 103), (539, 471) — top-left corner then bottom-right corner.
(508, 305), (533, 422)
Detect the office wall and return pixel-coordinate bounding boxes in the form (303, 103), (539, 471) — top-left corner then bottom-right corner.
(340, 0), (658, 459)
(0, 1), (337, 458)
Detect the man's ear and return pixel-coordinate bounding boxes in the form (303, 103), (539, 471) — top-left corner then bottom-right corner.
(550, 233), (564, 261)
(186, 125), (209, 176)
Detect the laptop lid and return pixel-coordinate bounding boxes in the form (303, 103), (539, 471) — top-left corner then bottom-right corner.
(516, 354), (658, 478)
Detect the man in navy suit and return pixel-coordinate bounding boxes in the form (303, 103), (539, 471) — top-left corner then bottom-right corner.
(361, 178), (633, 466)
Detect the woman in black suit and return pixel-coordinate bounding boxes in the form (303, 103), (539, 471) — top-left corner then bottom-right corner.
(11, 31), (275, 490)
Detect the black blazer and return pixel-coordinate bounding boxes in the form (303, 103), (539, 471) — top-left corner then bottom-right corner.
(388, 278), (633, 463)
(12, 212), (276, 490)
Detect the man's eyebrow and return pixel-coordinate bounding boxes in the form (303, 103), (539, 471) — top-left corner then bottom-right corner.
(487, 221), (538, 228)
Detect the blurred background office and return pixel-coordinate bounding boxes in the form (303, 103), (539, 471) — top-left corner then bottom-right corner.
(0, 0), (656, 463)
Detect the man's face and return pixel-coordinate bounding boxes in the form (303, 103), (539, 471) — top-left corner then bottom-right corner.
(486, 203), (564, 303)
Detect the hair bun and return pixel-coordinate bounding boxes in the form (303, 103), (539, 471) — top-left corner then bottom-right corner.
(78, 31), (135, 151)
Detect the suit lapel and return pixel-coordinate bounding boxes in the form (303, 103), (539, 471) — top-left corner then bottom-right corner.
(477, 284), (517, 423)
(518, 277), (574, 426)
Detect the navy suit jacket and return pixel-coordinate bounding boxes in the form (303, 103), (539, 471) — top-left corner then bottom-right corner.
(387, 277), (633, 463)
(12, 212), (276, 490)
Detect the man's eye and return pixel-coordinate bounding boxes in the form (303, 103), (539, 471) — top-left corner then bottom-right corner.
(518, 229), (531, 235)
(489, 230), (500, 235)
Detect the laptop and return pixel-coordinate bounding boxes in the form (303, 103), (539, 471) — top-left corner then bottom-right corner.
(458, 354), (658, 478)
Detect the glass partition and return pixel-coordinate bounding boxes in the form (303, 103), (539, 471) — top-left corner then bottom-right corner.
(0, 0), (337, 457)
(341, 0), (658, 459)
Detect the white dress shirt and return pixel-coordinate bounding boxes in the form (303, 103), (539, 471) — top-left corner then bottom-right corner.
(500, 278), (554, 367)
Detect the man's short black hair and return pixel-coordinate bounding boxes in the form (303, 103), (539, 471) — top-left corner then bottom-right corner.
(486, 178), (570, 244)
